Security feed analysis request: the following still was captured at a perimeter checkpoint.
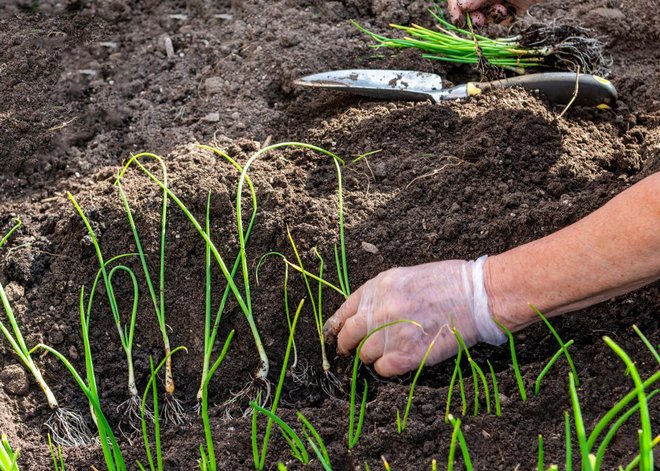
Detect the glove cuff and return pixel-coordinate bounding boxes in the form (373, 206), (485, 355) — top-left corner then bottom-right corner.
(472, 255), (507, 346)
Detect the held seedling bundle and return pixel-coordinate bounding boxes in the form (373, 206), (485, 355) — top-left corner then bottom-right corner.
(355, 5), (607, 75)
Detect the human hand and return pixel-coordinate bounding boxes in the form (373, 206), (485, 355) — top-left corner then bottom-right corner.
(447, 0), (541, 26)
(323, 257), (505, 377)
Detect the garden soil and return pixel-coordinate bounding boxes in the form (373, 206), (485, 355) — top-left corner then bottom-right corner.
(0, 0), (658, 469)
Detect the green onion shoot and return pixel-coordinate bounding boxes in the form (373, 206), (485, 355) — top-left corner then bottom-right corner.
(68, 193), (146, 427)
(1, 220), (93, 447)
(114, 155), (186, 424)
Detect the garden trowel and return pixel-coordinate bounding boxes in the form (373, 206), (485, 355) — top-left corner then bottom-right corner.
(294, 69), (617, 108)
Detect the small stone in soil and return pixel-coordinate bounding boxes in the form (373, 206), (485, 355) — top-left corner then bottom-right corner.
(361, 241), (379, 254)
(204, 77), (224, 95)
(202, 112), (220, 122)
(0, 365), (30, 396)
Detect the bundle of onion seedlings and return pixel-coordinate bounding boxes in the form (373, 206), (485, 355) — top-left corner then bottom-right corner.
(355, 6), (608, 75)
(0, 220), (93, 447)
(68, 194), (147, 429)
(115, 155), (186, 425)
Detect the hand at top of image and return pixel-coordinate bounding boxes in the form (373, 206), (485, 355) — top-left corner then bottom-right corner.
(447, 0), (543, 26)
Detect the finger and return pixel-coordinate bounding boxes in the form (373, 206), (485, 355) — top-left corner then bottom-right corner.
(470, 10), (487, 26)
(373, 353), (417, 378)
(358, 334), (385, 365)
(447, 0), (465, 23)
(487, 3), (512, 23)
(323, 284), (364, 341)
(336, 313), (369, 356)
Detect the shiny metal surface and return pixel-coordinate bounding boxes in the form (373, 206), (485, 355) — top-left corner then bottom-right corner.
(294, 69), (466, 102)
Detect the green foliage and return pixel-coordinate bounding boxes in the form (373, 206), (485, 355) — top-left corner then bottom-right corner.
(447, 415), (473, 470)
(487, 361), (501, 417)
(349, 320), (422, 449)
(0, 434), (19, 471)
(453, 328), (491, 416)
(47, 435), (65, 471)
(115, 155), (176, 396)
(252, 300), (305, 469)
(68, 193), (141, 400)
(397, 330), (441, 433)
(353, 5), (548, 71)
(603, 337), (653, 470)
(531, 305), (579, 385)
(535, 339), (576, 396)
(494, 319), (527, 401)
(33, 285), (126, 471)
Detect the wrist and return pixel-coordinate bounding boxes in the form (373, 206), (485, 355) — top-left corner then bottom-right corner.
(471, 256), (506, 345)
(483, 252), (537, 332)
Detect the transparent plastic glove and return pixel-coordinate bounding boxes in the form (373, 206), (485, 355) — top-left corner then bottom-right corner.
(323, 256), (505, 377)
(447, 0), (541, 26)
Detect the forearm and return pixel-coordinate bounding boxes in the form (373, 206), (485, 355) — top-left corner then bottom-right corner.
(486, 173), (660, 331)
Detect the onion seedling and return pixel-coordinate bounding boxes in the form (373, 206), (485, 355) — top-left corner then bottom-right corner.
(603, 336), (653, 470)
(355, 5), (607, 74)
(0, 434), (19, 471)
(535, 339), (575, 396)
(587, 370), (659, 451)
(198, 330), (234, 471)
(381, 456), (391, 471)
(285, 232), (342, 393)
(620, 435), (660, 471)
(537, 434), (544, 471)
(137, 347), (188, 471)
(494, 319), (527, 401)
(114, 156), (187, 424)
(447, 414), (473, 470)
(120, 143), (345, 401)
(632, 324), (660, 364)
(48, 434), (65, 471)
(565, 411), (572, 471)
(531, 304), (579, 385)
(263, 154), (350, 392)
(349, 320), (422, 449)
(251, 299), (305, 470)
(68, 193), (144, 426)
(195, 148), (259, 413)
(0, 218), (21, 251)
(1, 222), (92, 447)
(486, 361), (501, 417)
(396, 329), (442, 433)
(445, 346), (465, 421)
(297, 412), (332, 470)
(593, 389), (659, 470)
(453, 328), (491, 416)
(568, 372), (593, 471)
(34, 285), (126, 471)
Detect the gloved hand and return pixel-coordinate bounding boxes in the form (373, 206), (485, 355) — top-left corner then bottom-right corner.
(323, 256), (506, 377)
(447, 0), (541, 26)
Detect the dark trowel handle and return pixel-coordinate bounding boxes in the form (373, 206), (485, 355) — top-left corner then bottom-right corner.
(468, 73), (617, 108)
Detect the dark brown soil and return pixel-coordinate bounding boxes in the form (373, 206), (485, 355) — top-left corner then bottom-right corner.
(1, 0), (658, 470)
